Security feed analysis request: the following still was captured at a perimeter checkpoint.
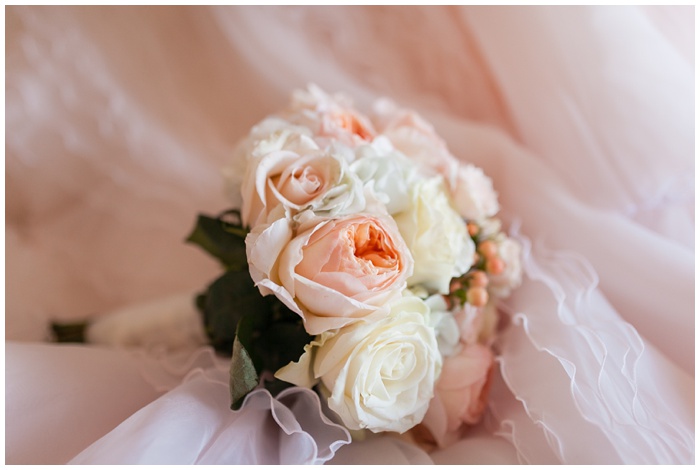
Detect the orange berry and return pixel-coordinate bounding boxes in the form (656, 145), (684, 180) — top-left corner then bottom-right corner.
(467, 286), (489, 307)
(486, 257), (505, 275)
(478, 240), (498, 258)
(470, 270), (489, 287)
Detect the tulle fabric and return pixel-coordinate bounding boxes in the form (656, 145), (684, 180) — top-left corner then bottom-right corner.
(491, 235), (694, 464)
(68, 368), (351, 465)
(5, 5), (694, 465)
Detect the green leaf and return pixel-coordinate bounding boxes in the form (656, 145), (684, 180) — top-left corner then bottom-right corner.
(198, 270), (270, 354)
(185, 212), (248, 270)
(229, 302), (312, 407)
(256, 321), (313, 372)
(230, 335), (259, 410)
(234, 307), (272, 374)
(217, 209), (249, 239)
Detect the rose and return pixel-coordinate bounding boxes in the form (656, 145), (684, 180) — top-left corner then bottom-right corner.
(276, 294), (442, 433)
(452, 301), (485, 346)
(239, 130), (365, 227)
(350, 137), (418, 215)
(394, 176), (474, 294)
(488, 236), (523, 298)
(420, 342), (494, 448)
(477, 217), (502, 240)
(372, 98), (460, 186)
(452, 164), (500, 221)
(224, 118), (314, 210)
(239, 130), (318, 226)
(246, 213), (414, 335)
(424, 294), (461, 357)
(286, 84), (376, 148)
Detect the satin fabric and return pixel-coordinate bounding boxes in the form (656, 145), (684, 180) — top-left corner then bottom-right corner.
(5, 6), (694, 465)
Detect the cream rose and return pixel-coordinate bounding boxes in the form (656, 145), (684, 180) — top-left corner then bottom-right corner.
(394, 176), (474, 294)
(247, 213), (413, 335)
(276, 294), (442, 433)
(240, 131), (365, 227)
(351, 137), (418, 215)
(424, 294), (461, 357)
(453, 164), (500, 221)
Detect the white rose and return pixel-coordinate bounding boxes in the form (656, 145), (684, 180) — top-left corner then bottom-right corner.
(488, 236), (523, 298)
(394, 176), (475, 294)
(453, 164), (499, 221)
(477, 217), (502, 240)
(424, 294), (461, 357)
(351, 137), (418, 215)
(276, 294), (442, 433)
(240, 131), (365, 227)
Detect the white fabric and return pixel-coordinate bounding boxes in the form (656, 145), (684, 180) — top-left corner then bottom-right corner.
(5, 5), (694, 465)
(69, 369), (351, 465)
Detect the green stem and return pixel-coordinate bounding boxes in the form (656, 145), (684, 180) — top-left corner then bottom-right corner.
(51, 321), (89, 343)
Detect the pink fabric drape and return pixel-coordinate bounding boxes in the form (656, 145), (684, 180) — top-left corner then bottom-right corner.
(5, 6), (694, 465)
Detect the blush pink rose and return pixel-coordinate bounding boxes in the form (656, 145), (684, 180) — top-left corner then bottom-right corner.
(287, 84), (376, 148)
(247, 214), (414, 335)
(241, 145), (364, 228)
(372, 99), (460, 188)
(453, 302), (484, 345)
(420, 343), (494, 448)
(453, 164), (500, 222)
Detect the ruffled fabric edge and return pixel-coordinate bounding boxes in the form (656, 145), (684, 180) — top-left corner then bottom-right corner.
(488, 226), (694, 464)
(68, 353), (350, 465)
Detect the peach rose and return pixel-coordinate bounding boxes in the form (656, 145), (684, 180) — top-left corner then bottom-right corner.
(247, 213), (414, 335)
(372, 98), (460, 187)
(224, 118), (314, 211)
(240, 131), (365, 227)
(420, 342), (494, 448)
(287, 84), (376, 148)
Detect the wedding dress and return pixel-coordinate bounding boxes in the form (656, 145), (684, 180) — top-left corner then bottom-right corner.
(5, 5), (694, 465)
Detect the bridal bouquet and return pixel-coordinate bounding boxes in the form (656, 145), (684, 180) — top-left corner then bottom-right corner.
(186, 85), (522, 447)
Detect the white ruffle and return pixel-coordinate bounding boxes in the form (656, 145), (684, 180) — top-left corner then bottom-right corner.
(490, 232), (694, 464)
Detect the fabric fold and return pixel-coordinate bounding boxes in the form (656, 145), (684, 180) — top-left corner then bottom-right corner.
(68, 368), (351, 465)
(492, 233), (694, 464)
(5, 5), (694, 466)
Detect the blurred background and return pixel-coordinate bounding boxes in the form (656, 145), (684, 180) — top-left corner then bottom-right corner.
(5, 6), (694, 366)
